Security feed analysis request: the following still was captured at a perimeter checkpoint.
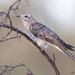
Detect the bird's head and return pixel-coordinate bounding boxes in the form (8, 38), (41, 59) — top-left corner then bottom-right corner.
(17, 13), (35, 23)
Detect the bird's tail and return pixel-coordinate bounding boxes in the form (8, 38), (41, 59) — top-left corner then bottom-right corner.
(59, 47), (75, 61)
(65, 43), (75, 51)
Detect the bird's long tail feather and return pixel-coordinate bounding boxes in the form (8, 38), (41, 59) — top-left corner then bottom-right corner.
(60, 47), (75, 61)
(65, 43), (75, 51)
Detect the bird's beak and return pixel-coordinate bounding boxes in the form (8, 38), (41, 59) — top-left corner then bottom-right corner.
(16, 15), (20, 18)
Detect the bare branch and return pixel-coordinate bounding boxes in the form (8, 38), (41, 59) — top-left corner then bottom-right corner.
(1, 0), (21, 28)
(0, 30), (12, 42)
(53, 53), (56, 64)
(0, 61), (34, 75)
(7, 0), (21, 17)
(0, 36), (17, 43)
(40, 50), (60, 75)
(0, 12), (7, 15)
(0, 22), (60, 75)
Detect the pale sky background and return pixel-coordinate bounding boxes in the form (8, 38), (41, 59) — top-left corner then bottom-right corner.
(37, 0), (75, 29)
(0, 0), (75, 28)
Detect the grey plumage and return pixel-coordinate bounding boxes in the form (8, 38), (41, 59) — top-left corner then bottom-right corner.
(19, 13), (75, 61)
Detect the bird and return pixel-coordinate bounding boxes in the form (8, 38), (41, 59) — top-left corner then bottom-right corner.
(18, 13), (75, 61)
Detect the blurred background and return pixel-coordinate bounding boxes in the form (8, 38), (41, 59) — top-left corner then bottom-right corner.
(0, 0), (75, 75)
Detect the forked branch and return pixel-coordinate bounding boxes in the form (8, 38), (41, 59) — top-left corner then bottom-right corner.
(0, 61), (34, 75)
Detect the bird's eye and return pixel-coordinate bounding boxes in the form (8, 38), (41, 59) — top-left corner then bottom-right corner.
(24, 15), (28, 18)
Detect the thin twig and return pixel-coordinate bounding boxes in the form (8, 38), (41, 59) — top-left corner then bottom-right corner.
(0, 30), (12, 42)
(20, 61), (34, 75)
(53, 53), (56, 64)
(7, 0), (21, 16)
(0, 61), (34, 75)
(2, 0), (21, 27)
(7, 0), (21, 27)
(0, 36), (17, 43)
(0, 12), (7, 15)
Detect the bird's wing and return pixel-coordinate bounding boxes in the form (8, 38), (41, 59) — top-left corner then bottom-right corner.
(29, 22), (75, 51)
(29, 22), (75, 61)
(29, 22), (64, 46)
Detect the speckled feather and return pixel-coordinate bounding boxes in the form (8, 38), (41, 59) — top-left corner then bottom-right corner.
(20, 13), (75, 61)
(29, 22), (74, 50)
(29, 22), (75, 61)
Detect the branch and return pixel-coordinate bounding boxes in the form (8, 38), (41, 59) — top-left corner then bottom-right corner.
(0, 22), (60, 75)
(0, 30), (12, 42)
(0, 61), (34, 75)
